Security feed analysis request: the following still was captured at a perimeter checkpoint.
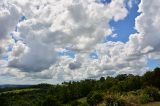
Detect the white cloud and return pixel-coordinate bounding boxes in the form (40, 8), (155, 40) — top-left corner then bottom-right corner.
(6, 0), (128, 73)
(0, 2), (21, 57)
(0, 0), (160, 84)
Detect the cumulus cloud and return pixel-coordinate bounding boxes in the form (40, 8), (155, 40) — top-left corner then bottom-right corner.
(0, 2), (20, 39)
(6, 0), (128, 72)
(89, 0), (160, 77)
(0, 1), (21, 57)
(0, 0), (160, 83)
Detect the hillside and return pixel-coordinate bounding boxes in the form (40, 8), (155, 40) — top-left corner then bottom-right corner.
(0, 67), (160, 106)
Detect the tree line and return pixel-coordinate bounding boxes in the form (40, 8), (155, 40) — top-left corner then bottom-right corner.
(0, 67), (160, 106)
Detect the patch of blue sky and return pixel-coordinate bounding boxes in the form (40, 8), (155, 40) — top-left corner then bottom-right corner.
(19, 15), (27, 22)
(58, 49), (75, 58)
(7, 45), (13, 52)
(89, 51), (99, 59)
(11, 16), (27, 43)
(147, 59), (160, 69)
(95, 0), (111, 4)
(14, 16), (27, 32)
(106, 0), (141, 43)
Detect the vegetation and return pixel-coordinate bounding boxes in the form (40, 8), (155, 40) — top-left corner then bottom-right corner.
(87, 91), (103, 105)
(0, 67), (160, 106)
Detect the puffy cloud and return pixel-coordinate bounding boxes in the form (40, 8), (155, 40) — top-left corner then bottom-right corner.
(0, 2), (21, 57)
(101, 0), (160, 74)
(0, 0), (160, 84)
(8, 41), (57, 72)
(6, 0), (128, 73)
(0, 67), (26, 78)
(136, 0), (160, 53)
(90, 0), (160, 77)
(0, 2), (20, 39)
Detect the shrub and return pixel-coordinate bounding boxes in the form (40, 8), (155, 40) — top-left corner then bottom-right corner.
(142, 86), (160, 101)
(139, 94), (153, 104)
(87, 91), (103, 106)
(105, 95), (125, 106)
(122, 95), (139, 106)
(70, 101), (82, 106)
(128, 91), (138, 96)
(42, 96), (62, 106)
(80, 102), (90, 106)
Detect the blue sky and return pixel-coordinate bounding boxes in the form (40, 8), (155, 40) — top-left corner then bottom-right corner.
(60, 0), (141, 59)
(96, 0), (112, 4)
(59, 0), (158, 69)
(147, 59), (159, 69)
(105, 0), (158, 69)
(107, 0), (140, 42)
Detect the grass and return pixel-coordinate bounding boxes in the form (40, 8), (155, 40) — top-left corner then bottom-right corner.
(0, 88), (39, 94)
(77, 97), (87, 103)
(141, 102), (160, 106)
(2, 88), (160, 106)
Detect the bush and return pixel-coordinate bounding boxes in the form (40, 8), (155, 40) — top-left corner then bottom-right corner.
(70, 101), (82, 106)
(128, 91), (138, 96)
(42, 96), (62, 106)
(122, 95), (139, 106)
(105, 95), (125, 106)
(139, 94), (153, 104)
(142, 86), (160, 101)
(87, 91), (103, 106)
(80, 102), (89, 106)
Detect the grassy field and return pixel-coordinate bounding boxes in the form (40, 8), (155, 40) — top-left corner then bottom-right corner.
(0, 88), (39, 95)
(141, 102), (160, 106)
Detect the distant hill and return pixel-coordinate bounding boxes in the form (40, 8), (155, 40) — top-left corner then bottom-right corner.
(0, 84), (32, 89)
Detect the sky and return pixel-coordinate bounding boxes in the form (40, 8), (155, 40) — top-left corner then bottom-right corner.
(0, 0), (160, 84)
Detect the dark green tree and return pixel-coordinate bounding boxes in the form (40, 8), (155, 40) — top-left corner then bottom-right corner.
(42, 96), (62, 106)
(87, 92), (103, 106)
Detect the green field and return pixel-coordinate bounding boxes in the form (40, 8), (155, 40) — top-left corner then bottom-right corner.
(0, 88), (39, 94)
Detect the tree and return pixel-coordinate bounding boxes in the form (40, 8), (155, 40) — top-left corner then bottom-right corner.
(100, 77), (105, 82)
(142, 67), (160, 88)
(115, 74), (128, 81)
(87, 92), (103, 106)
(42, 96), (62, 106)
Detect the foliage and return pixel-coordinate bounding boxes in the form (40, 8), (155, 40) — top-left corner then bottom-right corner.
(142, 67), (160, 88)
(42, 96), (62, 106)
(87, 91), (103, 106)
(139, 94), (153, 104)
(142, 86), (160, 101)
(70, 101), (82, 106)
(105, 95), (125, 106)
(0, 67), (160, 106)
(122, 94), (139, 106)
